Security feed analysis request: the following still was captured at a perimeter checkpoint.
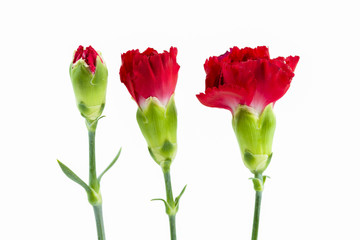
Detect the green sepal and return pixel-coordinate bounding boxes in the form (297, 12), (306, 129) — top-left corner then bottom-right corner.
(98, 147), (122, 183)
(70, 56), (108, 121)
(243, 151), (273, 174)
(136, 96), (177, 166)
(86, 115), (105, 132)
(259, 105), (276, 164)
(232, 104), (276, 174)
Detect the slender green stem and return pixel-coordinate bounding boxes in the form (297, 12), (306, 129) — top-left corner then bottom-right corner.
(163, 170), (175, 206)
(87, 121), (105, 239)
(251, 173), (263, 240)
(168, 215), (177, 240)
(88, 130), (99, 191)
(163, 169), (177, 240)
(93, 205), (106, 240)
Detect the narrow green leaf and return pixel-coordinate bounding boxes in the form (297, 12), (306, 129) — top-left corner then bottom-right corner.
(151, 198), (171, 209)
(98, 147), (122, 182)
(263, 175), (270, 185)
(151, 198), (166, 203)
(57, 159), (90, 193)
(175, 184), (187, 206)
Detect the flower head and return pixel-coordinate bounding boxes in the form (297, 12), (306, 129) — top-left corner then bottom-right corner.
(69, 45), (108, 121)
(197, 46), (299, 114)
(120, 47), (180, 109)
(197, 46), (299, 174)
(120, 47), (180, 168)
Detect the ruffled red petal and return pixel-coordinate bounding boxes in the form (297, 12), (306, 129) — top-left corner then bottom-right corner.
(196, 85), (251, 113)
(250, 58), (296, 112)
(73, 45), (83, 64)
(72, 45), (101, 73)
(203, 46), (270, 90)
(221, 60), (257, 99)
(120, 47), (180, 107)
(142, 47), (158, 56)
(198, 46), (299, 114)
(285, 56), (300, 72)
(226, 46), (270, 62)
(84, 46), (99, 73)
(120, 49), (139, 102)
(204, 56), (222, 89)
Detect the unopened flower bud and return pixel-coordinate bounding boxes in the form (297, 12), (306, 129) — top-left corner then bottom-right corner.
(69, 45), (108, 121)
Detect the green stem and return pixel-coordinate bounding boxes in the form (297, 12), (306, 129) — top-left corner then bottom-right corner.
(163, 170), (175, 206)
(163, 169), (177, 240)
(88, 129), (99, 191)
(168, 215), (177, 240)
(93, 205), (106, 240)
(87, 121), (105, 239)
(251, 173), (263, 240)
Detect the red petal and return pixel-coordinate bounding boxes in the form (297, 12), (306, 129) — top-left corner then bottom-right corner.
(73, 45), (84, 63)
(198, 46), (299, 113)
(72, 45), (100, 74)
(250, 59), (295, 111)
(273, 55), (300, 72)
(285, 56), (300, 71)
(204, 56), (222, 89)
(120, 47), (179, 107)
(227, 46), (270, 62)
(142, 48), (158, 56)
(196, 85), (250, 113)
(221, 60), (257, 105)
(203, 46), (270, 90)
(120, 49), (140, 102)
(84, 46), (99, 73)
(133, 52), (161, 105)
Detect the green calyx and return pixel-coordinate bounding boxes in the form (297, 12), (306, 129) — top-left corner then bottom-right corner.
(69, 56), (108, 121)
(136, 96), (177, 168)
(232, 104), (276, 174)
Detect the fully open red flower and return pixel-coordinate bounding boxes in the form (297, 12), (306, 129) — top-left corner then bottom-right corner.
(120, 47), (180, 108)
(196, 46), (299, 113)
(73, 45), (102, 73)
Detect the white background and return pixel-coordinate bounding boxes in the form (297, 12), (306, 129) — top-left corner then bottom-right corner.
(0, 0), (359, 239)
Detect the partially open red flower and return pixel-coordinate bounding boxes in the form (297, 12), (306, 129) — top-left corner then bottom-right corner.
(73, 45), (102, 74)
(196, 46), (299, 113)
(120, 47), (180, 108)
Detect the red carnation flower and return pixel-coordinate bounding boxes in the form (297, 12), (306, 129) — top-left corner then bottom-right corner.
(120, 47), (180, 108)
(73, 45), (102, 74)
(196, 46), (299, 113)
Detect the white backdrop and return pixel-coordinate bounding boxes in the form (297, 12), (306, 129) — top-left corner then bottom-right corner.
(0, 0), (359, 239)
